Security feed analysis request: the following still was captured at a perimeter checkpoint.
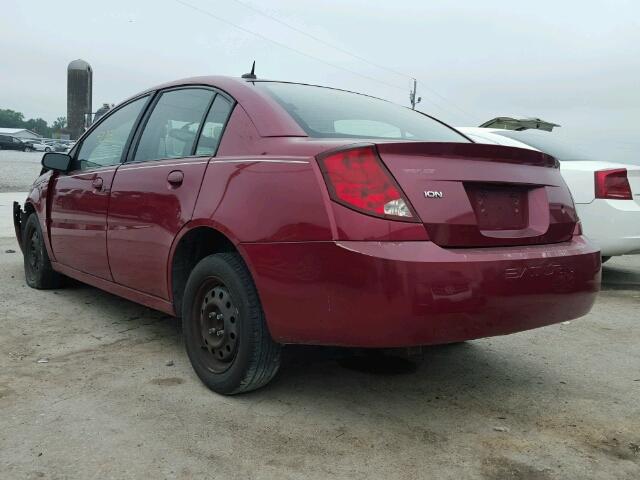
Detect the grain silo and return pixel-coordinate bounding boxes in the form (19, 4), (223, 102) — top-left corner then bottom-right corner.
(67, 59), (93, 140)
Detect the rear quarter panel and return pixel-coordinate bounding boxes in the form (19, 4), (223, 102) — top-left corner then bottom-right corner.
(191, 105), (333, 243)
(192, 159), (332, 243)
(559, 161), (598, 204)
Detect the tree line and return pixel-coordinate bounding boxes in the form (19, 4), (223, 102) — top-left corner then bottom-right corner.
(0, 108), (66, 138)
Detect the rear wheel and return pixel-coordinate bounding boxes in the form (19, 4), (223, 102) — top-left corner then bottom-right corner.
(22, 214), (63, 289)
(182, 252), (281, 394)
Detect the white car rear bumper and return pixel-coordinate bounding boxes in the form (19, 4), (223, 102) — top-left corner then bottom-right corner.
(576, 199), (640, 256)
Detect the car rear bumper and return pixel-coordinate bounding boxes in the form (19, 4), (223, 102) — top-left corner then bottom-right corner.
(242, 237), (601, 347)
(577, 199), (640, 256)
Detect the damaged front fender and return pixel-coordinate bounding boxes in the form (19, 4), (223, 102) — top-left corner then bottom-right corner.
(13, 201), (26, 252)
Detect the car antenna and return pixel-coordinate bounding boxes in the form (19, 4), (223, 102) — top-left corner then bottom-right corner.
(241, 61), (257, 79)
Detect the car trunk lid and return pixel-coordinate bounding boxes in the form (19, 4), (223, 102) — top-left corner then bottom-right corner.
(375, 142), (578, 247)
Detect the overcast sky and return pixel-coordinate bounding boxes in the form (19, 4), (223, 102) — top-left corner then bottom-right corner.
(1, 0), (638, 163)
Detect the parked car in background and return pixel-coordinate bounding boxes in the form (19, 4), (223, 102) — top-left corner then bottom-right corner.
(26, 140), (54, 152)
(14, 76), (600, 395)
(18, 139), (37, 150)
(0, 135), (33, 151)
(42, 140), (68, 152)
(459, 126), (640, 261)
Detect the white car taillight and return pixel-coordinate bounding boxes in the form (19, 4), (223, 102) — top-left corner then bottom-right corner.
(595, 168), (632, 200)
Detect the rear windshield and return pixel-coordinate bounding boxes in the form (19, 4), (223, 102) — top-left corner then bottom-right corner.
(494, 130), (592, 161)
(255, 82), (469, 142)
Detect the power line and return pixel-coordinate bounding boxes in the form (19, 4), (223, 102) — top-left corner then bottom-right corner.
(413, 79), (480, 124)
(172, 0), (407, 93)
(226, 0), (480, 124)
(228, 0), (412, 82)
(172, 0), (480, 124)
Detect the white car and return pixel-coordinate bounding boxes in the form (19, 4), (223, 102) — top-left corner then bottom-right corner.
(29, 141), (54, 152)
(458, 126), (640, 260)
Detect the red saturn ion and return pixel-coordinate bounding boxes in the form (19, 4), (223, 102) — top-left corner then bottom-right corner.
(13, 77), (601, 394)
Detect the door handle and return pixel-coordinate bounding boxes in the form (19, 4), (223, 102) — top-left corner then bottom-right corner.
(92, 177), (104, 190)
(167, 170), (184, 186)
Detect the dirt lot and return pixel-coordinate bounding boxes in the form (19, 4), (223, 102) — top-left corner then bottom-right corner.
(1, 231), (639, 480)
(0, 149), (639, 478)
(0, 150), (43, 193)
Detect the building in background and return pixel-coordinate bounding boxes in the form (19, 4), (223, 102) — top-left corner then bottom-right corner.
(67, 59), (92, 140)
(0, 127), (42, 139)
(93, 103), (112, 123)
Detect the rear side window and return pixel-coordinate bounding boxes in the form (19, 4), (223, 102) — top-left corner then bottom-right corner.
(134, 88), (214, 162)
(76, 95), (149, 170)
(195, 95), (233, 156)
(255, 82), (468, 142)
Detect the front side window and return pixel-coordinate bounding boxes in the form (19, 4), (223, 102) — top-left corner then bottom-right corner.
(255, 82), (469, 142)
(195, 95), (233, 156)
(76, 96), (148, 170)
(134, 88), (214, 162)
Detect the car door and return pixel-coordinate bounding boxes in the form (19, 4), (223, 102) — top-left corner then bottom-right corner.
(107, 88), (233, 299)
(48, 95), (150, 279)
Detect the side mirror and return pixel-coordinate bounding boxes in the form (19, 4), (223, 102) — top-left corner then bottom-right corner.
(42, 152), (72, 172)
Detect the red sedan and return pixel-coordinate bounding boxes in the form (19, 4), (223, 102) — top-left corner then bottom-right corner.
(13, 76), (601, 394)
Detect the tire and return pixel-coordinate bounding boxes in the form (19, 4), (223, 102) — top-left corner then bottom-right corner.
(22, 214), (63, 289)
(601, 256), (612, 264)
(24, 147), (33, 152)
(182, 252), (281, 394)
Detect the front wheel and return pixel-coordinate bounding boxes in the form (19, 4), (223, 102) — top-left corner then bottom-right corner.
(22, 214), (63, 289)
(182, 252), (281, 395)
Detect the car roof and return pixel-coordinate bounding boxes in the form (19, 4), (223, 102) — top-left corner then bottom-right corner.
(128, 76), (307, 137)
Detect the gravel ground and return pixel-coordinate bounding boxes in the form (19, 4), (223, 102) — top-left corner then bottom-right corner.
(1, 149), (639, 479)
(0, 236), (639, 479)
(0, 150), (43, 192)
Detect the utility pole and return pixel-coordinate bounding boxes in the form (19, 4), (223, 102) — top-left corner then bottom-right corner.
(409, 78), (421, 110)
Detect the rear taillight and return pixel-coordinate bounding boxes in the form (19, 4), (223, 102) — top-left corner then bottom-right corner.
(317, 145), (417, 221)
(595, 168), (633, 200)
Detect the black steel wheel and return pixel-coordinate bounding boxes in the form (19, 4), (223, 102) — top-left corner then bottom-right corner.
(22, 213), (63, 289)
(182, 252), (281, 395)
(194, 281), (240, 373)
